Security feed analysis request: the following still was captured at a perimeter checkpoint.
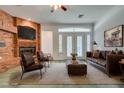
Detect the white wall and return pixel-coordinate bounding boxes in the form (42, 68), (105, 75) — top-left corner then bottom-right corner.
(41, 24), (93, 60)
(94, 6), (124, 51)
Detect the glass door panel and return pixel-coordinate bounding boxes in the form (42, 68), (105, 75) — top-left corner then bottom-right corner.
(77, 36), (82, 57)
(67, 36), (72, 57)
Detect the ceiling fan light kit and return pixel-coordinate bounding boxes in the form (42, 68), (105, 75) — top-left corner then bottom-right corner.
(50, 5), (67, 13)
(61, 5), (67, 11)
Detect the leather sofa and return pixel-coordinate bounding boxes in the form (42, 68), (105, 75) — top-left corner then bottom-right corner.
(87, 51), (124, 77)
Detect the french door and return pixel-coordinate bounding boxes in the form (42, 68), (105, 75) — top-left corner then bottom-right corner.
(66, 32), (84, 58)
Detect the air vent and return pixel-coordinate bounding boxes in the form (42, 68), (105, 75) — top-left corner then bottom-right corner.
(78, 14), (84, 18)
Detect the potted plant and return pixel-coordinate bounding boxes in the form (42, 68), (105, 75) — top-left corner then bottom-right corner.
(71, 53), (77, 60)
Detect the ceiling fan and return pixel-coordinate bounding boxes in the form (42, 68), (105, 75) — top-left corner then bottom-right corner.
(50, 5), (67, 13)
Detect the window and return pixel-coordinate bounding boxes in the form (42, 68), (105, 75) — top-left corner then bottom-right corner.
(58, 27), (91, 32)
(42, 31), (53, 54)
(77, 36), (83, 57)
(59, 34), (62, 53)
(87, 34), (91, 51)
(67, 36), (72, 57)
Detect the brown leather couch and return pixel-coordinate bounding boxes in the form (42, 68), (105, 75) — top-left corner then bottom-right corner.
(87, 51), (124, 77)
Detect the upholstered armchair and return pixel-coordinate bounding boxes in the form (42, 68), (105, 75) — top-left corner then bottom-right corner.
(20, 52), (43, 79)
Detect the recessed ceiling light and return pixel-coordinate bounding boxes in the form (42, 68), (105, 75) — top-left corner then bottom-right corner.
(78, 14), (84, 18)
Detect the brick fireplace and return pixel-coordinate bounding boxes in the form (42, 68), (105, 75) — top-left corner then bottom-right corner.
(0, 10), (41, 73)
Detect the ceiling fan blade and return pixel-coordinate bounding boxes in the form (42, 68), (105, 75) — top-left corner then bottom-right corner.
(61, 5), (67, 11)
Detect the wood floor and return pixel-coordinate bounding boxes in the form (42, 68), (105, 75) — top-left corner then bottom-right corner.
(0, 61), (124, 88)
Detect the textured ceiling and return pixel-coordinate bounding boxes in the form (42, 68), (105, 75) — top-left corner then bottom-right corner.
(0, 5), (115, 24)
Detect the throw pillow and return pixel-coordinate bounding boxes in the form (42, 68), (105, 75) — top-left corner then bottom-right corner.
(92, 50), (100, 58)
(117, 50), (123, 55)
(109, 50), (116, 55)
(100, 51), (106, 59)
(22, 52), (35, 67)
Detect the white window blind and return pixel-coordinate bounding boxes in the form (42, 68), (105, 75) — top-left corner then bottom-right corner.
(77, 36), (83, 57)
(67, 36), (72, 57)
(59, 34), (62, 53)
(87, 34), (91, 51)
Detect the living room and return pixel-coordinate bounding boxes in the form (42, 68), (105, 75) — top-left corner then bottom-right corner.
(0, 4), (124, 88)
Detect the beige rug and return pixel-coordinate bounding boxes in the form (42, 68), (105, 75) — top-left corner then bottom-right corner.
(10, 62), (124, 85)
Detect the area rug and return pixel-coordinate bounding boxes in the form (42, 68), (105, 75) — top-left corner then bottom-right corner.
(10, 62), (124, 85)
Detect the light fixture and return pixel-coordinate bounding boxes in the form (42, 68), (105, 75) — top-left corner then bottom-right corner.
(93, 41), (98, 50)
(50, 5), (67, 13)
(93, 41), (97, 45)
(50, 5), (61, 10)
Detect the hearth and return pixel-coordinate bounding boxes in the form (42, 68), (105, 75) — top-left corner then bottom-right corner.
(19, 47), (36, 56)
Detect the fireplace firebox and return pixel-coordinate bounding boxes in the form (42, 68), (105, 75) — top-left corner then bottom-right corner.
(19, 47), (36, 56)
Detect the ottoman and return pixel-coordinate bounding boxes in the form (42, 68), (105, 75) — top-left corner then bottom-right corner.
(66, 60), (87, 76)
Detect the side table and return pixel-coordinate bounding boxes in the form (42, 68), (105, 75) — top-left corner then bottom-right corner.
(119, 61), (124, 81)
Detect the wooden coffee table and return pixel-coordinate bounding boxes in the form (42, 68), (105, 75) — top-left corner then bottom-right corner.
(66, 60), (87, 76)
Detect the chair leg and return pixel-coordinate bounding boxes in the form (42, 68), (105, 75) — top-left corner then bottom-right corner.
(43, 62), (47, 72)
(20, 72), (24, 80)
(40, 69), (42, 78)
(48, 61), (50, 67)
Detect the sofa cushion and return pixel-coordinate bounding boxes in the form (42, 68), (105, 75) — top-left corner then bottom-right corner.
(87, 57), (106, 67)
(97, 59), (106, 67)
(87, 57), (92, 61)
(87, 57), (98, 63)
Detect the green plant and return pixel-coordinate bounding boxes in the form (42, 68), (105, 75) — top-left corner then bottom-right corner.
(71, 53), (77, 56)
(71, 53), (77, 60)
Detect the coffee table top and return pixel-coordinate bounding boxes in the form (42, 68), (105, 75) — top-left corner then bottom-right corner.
(66, 60), (87, 66)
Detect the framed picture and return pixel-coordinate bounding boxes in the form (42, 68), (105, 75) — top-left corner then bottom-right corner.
(104, 25), (123, 47)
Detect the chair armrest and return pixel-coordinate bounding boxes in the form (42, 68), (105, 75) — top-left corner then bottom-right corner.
(106, 54), (124, 76)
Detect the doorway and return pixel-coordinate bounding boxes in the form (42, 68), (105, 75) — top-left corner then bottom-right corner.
(66, 32), (85, 59)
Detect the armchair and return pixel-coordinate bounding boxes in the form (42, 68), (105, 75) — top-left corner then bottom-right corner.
(20, 52), (43, 79)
